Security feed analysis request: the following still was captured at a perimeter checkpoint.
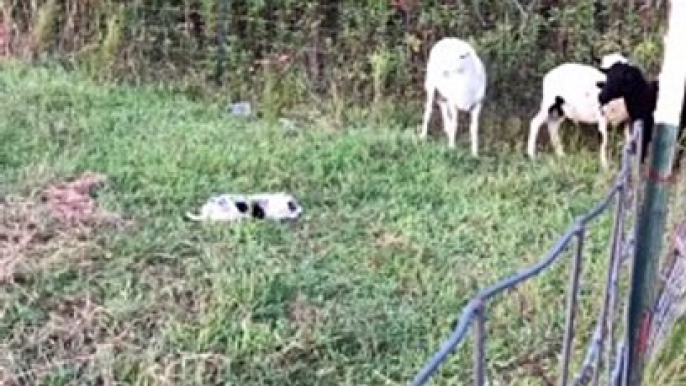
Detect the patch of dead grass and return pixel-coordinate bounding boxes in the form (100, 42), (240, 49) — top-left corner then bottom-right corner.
(0, 171), (127, 283)
(0, 293), (129, 385)
(0, 172), (137, 384)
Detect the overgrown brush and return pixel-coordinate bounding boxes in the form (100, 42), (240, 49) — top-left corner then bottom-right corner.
(0, 0), (666, 127)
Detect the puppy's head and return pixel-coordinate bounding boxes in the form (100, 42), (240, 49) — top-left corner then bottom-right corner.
(249, 193), (303, 221)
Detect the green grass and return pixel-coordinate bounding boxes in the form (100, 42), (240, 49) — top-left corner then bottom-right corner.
(0, 62), (643, 385)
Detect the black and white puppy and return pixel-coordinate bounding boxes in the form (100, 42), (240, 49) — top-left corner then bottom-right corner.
(186, 193), (303, 222)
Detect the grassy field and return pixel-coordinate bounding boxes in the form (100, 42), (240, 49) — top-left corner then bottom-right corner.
(0, 63), (648, 385)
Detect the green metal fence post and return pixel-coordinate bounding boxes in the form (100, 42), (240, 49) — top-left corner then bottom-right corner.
(625, 1), (686, 384)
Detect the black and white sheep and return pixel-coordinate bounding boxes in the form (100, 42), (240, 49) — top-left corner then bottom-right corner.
(596, 61), (686, 168)
(420, 37), (487, 156)
(527, 55), (631, 170)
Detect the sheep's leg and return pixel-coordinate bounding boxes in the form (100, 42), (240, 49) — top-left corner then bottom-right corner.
(598, 119), (609, 171)
(469, 103), (482, 157)
(447, 103), (459, 148)
(438, 100), (451, 136)
(420, 86), (435, 139)
(527, 110), (547, 159)
(547, 118), (565, 157)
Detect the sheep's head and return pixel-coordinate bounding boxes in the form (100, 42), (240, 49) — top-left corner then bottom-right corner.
(451, 42), (475, 74)
(601, 98), (630, 126)
(596, 63), (647, 106)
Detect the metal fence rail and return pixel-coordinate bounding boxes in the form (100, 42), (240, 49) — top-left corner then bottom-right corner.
(411, 122), (645, 386)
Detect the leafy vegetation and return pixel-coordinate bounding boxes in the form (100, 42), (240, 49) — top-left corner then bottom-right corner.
(0, 0), (667, 125)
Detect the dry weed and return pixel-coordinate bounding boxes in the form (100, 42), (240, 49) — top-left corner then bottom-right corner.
(0, 171), (126, 284)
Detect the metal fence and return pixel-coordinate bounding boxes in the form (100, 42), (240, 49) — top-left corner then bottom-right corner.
(411, 122), (645, 385)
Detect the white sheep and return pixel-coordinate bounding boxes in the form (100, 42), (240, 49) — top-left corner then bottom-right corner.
(420, 37), (487, 156)
(527, 54), (630, 170)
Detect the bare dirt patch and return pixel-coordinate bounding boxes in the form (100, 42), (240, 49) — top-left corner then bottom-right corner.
(43, 171), (111, 225)
(0, 171), (126, 283)
(0, 172), (137, 384)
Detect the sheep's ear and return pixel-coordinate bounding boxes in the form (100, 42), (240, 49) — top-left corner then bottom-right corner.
(596, 81), (606, 89)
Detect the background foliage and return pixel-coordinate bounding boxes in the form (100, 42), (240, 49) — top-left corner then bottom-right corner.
(0, 0), (668, 127)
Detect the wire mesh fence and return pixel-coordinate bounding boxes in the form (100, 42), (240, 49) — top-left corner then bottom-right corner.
(411, 121), (645, 385)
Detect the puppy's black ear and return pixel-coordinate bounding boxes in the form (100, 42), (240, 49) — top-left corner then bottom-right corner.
(598, 67), (609, 74)
(596, 81), (606, 89)
(250, 201), (266, 219)
(235, 200), (249, 213)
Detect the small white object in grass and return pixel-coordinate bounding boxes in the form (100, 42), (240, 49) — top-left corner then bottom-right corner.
(527, 61), (630, 171)
(228, 101), (253, 117)
(279, 118), (299, 135)
(186, 193), (303, 222)
(420, 37), (487, 156)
